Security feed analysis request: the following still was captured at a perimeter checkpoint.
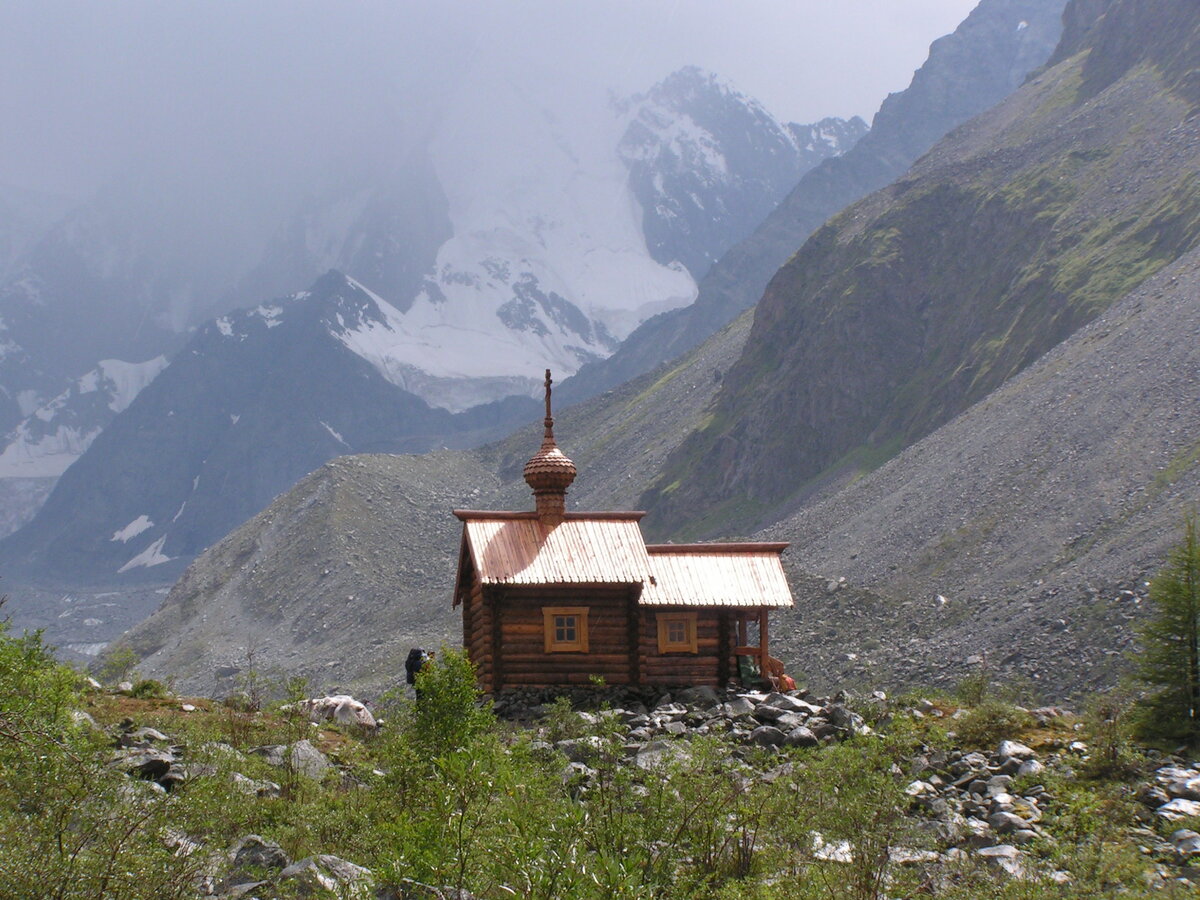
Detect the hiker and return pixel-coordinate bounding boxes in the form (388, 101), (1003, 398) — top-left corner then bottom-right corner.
(405, 647), (432, 697)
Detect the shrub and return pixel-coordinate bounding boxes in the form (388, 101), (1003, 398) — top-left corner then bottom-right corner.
(1080, 688), (1142, 780)
(0, 622), (204, 898)
(128, 677), (169, 699)
(1135, 513), (1200, 743)
(97, 644), (139, 686)
(954, 700), (1033, 749)
(408, 646), (494, 754)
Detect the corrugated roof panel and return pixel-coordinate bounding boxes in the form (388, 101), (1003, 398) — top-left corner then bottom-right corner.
(461, 514), (652, 585)
(641, 547), (794, 608)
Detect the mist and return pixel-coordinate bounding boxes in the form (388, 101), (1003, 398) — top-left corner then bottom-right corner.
(2, 1), (977, 198)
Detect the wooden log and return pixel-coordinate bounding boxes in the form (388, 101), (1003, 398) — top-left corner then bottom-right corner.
(500, 672), (633, 686)
(499, 653), (631, 666)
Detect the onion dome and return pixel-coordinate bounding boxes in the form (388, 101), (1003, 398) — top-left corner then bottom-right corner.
(525, 370), (575, 524)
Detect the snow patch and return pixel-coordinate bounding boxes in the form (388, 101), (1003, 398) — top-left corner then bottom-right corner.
(320, 421), (349, 448)
(96, 357), (169, 412)
(117, 535), (174, 573)
(255, 304), (283, 327)
(0, 355), (169, 477)
(0, 425), (93, 477)
(111, 514), (154, 543)
(230, 413), (240, 425)
(216, 317), (234, 337)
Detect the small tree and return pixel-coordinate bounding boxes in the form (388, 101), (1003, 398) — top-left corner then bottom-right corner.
(409, 646), (493, 754)
(1135, 514), (1200, 743)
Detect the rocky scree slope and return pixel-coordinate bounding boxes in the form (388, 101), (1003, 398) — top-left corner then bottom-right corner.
(122, 451), (500, 698)
(559, 0), (1067, 405)
(765, 241), (1200, 700)
(642, 0), (1200, 540)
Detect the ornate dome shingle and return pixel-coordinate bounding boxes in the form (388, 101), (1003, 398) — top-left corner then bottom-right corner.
(524, 370), (575, 525)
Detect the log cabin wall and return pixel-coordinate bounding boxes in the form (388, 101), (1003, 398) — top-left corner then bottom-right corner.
(490, 586), (636, 688)
(637, 607), (729, 687)
(462, 580), (495, 691)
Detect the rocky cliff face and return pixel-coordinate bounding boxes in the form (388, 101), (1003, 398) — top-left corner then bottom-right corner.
(619, 66), (866, 281)
(559, 0), (1068, 405)
(641, 0), (1200, 540)
(0, 272), (537, 583)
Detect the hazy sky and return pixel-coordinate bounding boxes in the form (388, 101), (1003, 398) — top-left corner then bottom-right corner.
(0, 0), (979, 198)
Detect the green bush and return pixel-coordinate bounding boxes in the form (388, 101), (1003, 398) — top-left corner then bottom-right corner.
(954, 700), (1034, 749)
(0, 622), (205, 899)
(407, 645), (494, 754)
(129, 677), (169, 699)
(1080, 689), (1142, 780)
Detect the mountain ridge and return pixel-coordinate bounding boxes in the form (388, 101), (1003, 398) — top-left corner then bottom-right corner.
(558, 0), (1068, 405)
(640, 0), (1200, 540)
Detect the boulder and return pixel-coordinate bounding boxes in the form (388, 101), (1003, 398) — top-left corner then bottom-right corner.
(785, 726), (820, 748)
(1158, 798), (1200, 821)
(119, 726), (170, 747)
(975, 844), (1024, 877)
(70, 710), (101, 731)
(749, 725), (787, 747)
(1016, 759), (1045, 779)
(635, 740), (691, 771)
(292, 695), (378, 731)
(276, 855), (373, 898)
(752, 704), (786, 722)
(230, 834), (290, 875)
(987, 811), (1028, 834)
(555, 736), (605, 763)
(1171, 829), (1200, 856)
(996, 740), (1035, 762)
(231, 772), (282, 798)
(762, 693), (824, 716)
(250, 740), (331, 780)
(111, 747), (174, 780)
(1135, 782), (1171, 807)
(674, 686), (721, 709)
(827, 705), (865, 734)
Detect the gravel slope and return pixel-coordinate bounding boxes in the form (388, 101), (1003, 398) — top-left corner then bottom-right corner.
(765, 246), (1200, 700)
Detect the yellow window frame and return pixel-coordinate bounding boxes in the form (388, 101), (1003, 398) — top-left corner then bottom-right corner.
(543, 606), (590, 653)
(657, 611), (698, 654)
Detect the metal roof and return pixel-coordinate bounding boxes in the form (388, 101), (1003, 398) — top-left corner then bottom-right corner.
(642, 544), (794, 608)
(454, 511), (794, 609)
(456, 511), (652, 586)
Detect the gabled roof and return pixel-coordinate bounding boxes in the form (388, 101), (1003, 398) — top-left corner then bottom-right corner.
(455, 510), (651, 586)
(643, 543), (794, 608)
(454, 510), (794, 609)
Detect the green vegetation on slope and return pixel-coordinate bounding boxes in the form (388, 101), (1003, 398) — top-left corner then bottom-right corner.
(641, 16), (1200, 541)
(6, 624), (1200, 898)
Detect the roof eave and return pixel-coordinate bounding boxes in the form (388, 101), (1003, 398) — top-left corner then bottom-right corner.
(644, 542), (789, 554)
(454, 509), (647, 522)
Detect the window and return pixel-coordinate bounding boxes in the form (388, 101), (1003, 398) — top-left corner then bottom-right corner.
(543, 606), (589, 653)
(657, 612), (698, 654)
